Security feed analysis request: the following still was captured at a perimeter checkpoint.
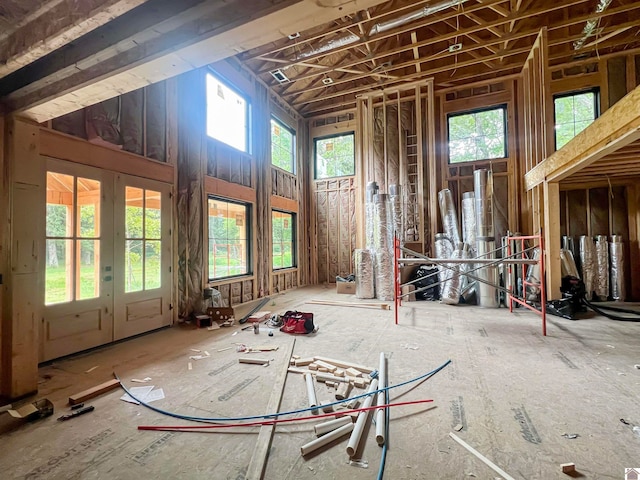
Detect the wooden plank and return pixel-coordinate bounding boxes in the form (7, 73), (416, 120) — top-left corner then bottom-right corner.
(543, 182), (562, 300)
(69, 379), (121, 405)
(627, 184), (640, 300)
(271, 195), (298, 213)
(245, 338), (295, 480)
(205, 175), (257, 204)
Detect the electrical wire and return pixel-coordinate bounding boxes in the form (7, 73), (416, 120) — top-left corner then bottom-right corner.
(583, 298), (640, 322)
(114, 359), (452, 424)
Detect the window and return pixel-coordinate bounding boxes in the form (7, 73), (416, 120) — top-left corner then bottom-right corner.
(315, 132), (355, 179)
(125, 187), (162, 292)
(206, 72), (249, 152)
(271, 117), (295, 173)
(45, 172), (101, 304)
(208, 197), (251, 280)
(272, 211), (296, 269)
(554, 89), (598, 150)
(448, 106), (507, 163)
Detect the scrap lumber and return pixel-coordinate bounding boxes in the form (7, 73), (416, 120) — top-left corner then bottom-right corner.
(306, 299), (391, 310)
(239, 357), (270, 365)
(69, 379), (121, 405)
(294, 357), (315, 367)
(314, 360), (337, 373)
(313, 356), (375, 374)
(449, 432), (515, 480)
(561, 463), (576, 474)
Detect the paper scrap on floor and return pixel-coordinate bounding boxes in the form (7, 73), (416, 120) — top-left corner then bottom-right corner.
(120, 386), (165, 404)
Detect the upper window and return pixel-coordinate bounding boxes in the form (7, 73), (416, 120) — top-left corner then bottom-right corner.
(271, 118), (295, 173)
(272, 210), (296, 270)
(448, 106), (507, 163)
(208, 197), (251, 280)
(554, 89), (598, 150)
(315, 133), (355, 179)
(206, 73), (249, 152)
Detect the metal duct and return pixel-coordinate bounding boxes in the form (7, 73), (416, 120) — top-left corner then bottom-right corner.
(474, 169), (498, 307)
(374, 194), (394, 301)
(476, 239), (499, 307)
(435, 233), (454, 299)
(365, 182), (379, 250)
(438, 188), (461, 245)
(389, 184), (403, 246)
(441, 243), (463, 305)
(595, 234), (609, 299)
(579, 235), (597, 300)
(573, 0), (613, 50)
(562, 235), (580, 274)
(610, 235), (625, 302)
(461, 192), (476, 256)
(355, 249), (375, 299)
(560, 249), (580, 278)
(369, 0), (468, 36)
(525, 247), (542, 302)
(295, 33), (359, 60)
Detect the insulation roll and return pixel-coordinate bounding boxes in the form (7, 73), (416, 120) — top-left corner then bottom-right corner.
(438, 189), (461, 245)
(476, 239), (499, 308)
(474, 169), (494, 239)
(610, 235), (625, 302)
(461, 192), (477, 257)
(441, 243), (463, 305)
(595, 235), (609, 299)
(374, 194), (394, 301)
(375, 250), (395, 301)
(560, 249), (580, 278)
(525, 247), (542, 302)
(579, 236), (596, 300)
(389, 184), (403, 246)
(354, 249), (375, 299)
(435, 233), (454, 299)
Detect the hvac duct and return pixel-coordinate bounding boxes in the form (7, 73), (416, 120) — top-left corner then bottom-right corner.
(595, 235), (609, 299)
(355, 249), (375, 299)
(474, 169), (498, 308)
(525, 247), (542, 302)
(369, 0), (468, 36)
(461, 192), (476, 256)
(438, 188), (461, 245)
(441, 243), (464, 305)
(610, 235), (625, 302)
(295, 33), (359, 60)
(562, 235), (580, 273)
(579, 236), (597, 300)
(374, 194), (394, 301)
(560, 249), (580, 278)
(573, 0), (613, 50)
(365, 181), (379, 250)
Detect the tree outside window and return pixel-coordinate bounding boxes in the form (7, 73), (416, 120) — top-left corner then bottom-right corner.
(315, 133), (355, 178)
(554, 90), (598, 150)
(271, 118), (295, 173)
(448, 106), (507, 163)
(272, 210), (295, 269)
(208, 197), (251, 280)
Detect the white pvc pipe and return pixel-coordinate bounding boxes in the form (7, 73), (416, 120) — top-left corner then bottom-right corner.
(346, 379), (379, 457)
(305, 373), (318, 414)
(301, 422), (354, 456)
(314, 416), (353, 437)
(375, 352), (387, 446)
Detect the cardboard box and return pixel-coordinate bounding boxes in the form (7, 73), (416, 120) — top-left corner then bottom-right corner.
(336, 282), (356, 294)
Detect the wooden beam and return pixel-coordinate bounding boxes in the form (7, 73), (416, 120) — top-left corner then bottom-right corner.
(271, 194), (298, 213)
(543, 182), (562, 300)
(205, 176), (257, 204)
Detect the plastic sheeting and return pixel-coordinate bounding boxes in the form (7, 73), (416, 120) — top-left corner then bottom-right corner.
(374, 194), (394, 301)
(389, 184), (403, 245)
(438, 189), (461, 245)
(461, 192), (476, 256)
(355, 249), (375, 299)
(595, 235), (609, 299)
(579, 236), (596, 300)
(560, 249), (580, 278)
(610, 235), (625, 301)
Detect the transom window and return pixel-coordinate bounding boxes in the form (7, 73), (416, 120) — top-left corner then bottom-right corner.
(272, 210), (295, 270)
(271, 117), (295, 173)
(448, 106), (507, 163)
(315, 132), (355, 179)
(46, 172), (101, 304)
(125, 187), (162, 292)
(208, 197), (251, 280)
(206, 72), (249, 152)
(554, 89), (598, 150)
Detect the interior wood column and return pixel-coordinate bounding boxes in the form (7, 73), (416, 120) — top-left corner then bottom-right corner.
(543, 181), (562, 300)
(1, 117), (44, 399)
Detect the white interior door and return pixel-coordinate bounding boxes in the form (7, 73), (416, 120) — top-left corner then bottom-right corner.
(42, 158), (114, 361)
(113, 175), (172, 340)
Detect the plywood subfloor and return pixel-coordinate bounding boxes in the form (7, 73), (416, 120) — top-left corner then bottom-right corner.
(1, 285), (639, 479)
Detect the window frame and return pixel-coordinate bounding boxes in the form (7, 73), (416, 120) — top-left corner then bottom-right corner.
(271, 209), (297, 271)
(205, 71), (251, 154)
(553, 88), (599, 151)
(270, 116), (296, 174)
(446, 104), (508, 164)
(314, 131), (356, 179)
(207, 195), (253, 282)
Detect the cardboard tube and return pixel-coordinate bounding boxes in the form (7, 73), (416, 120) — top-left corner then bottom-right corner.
(314, 416), (352, 436)
(375, 352), (387, 446)
(301, 422), (354, 456)
(346, 379), (379, 457)
(305, 373), (319, 414)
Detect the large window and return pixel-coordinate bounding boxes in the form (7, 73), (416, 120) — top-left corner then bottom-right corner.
(271, 117), (295, 173)
(125, 187), (162, 292)
(554, 89), (598, 150)
(206, 73), (249, 152)
(272, 210), (295, 270)
(46, 172), (101, 305)
(448, 106), (507, 163)
(315, 133), (355, 179)
(208, 197), (251, 280)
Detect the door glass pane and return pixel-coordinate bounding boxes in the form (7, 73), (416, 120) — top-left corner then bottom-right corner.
(78, 240), (100, 300)
(45, 239), (72, 304)
(125, 239), (144, 292)
(145, 190), (161, 239)
(46, 172), (74, 237)
(77, 178), (101, 237)
(125, 187), (144, 238)
(145, 241), (161, 290)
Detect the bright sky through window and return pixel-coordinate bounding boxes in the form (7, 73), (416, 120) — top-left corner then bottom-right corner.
(206, 73), (248, 152)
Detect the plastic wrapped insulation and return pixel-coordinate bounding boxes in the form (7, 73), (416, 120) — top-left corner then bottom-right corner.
(579, 236), (597, 300)
(595, 235), (609, 299)
(389, 184), (403, 246)
(560, 249), (580, 278)
(438, 189), (461, 245)
(365, 182), (379, 251)
(525, 247), (542, 302)
(609, 235), (625, 302)
(441, 244), (464, 305)
(435, 233), (454, 298)
(355, 249), (375, 299)
(374, 194), (394, 301)
(461, 192), (476, 256)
